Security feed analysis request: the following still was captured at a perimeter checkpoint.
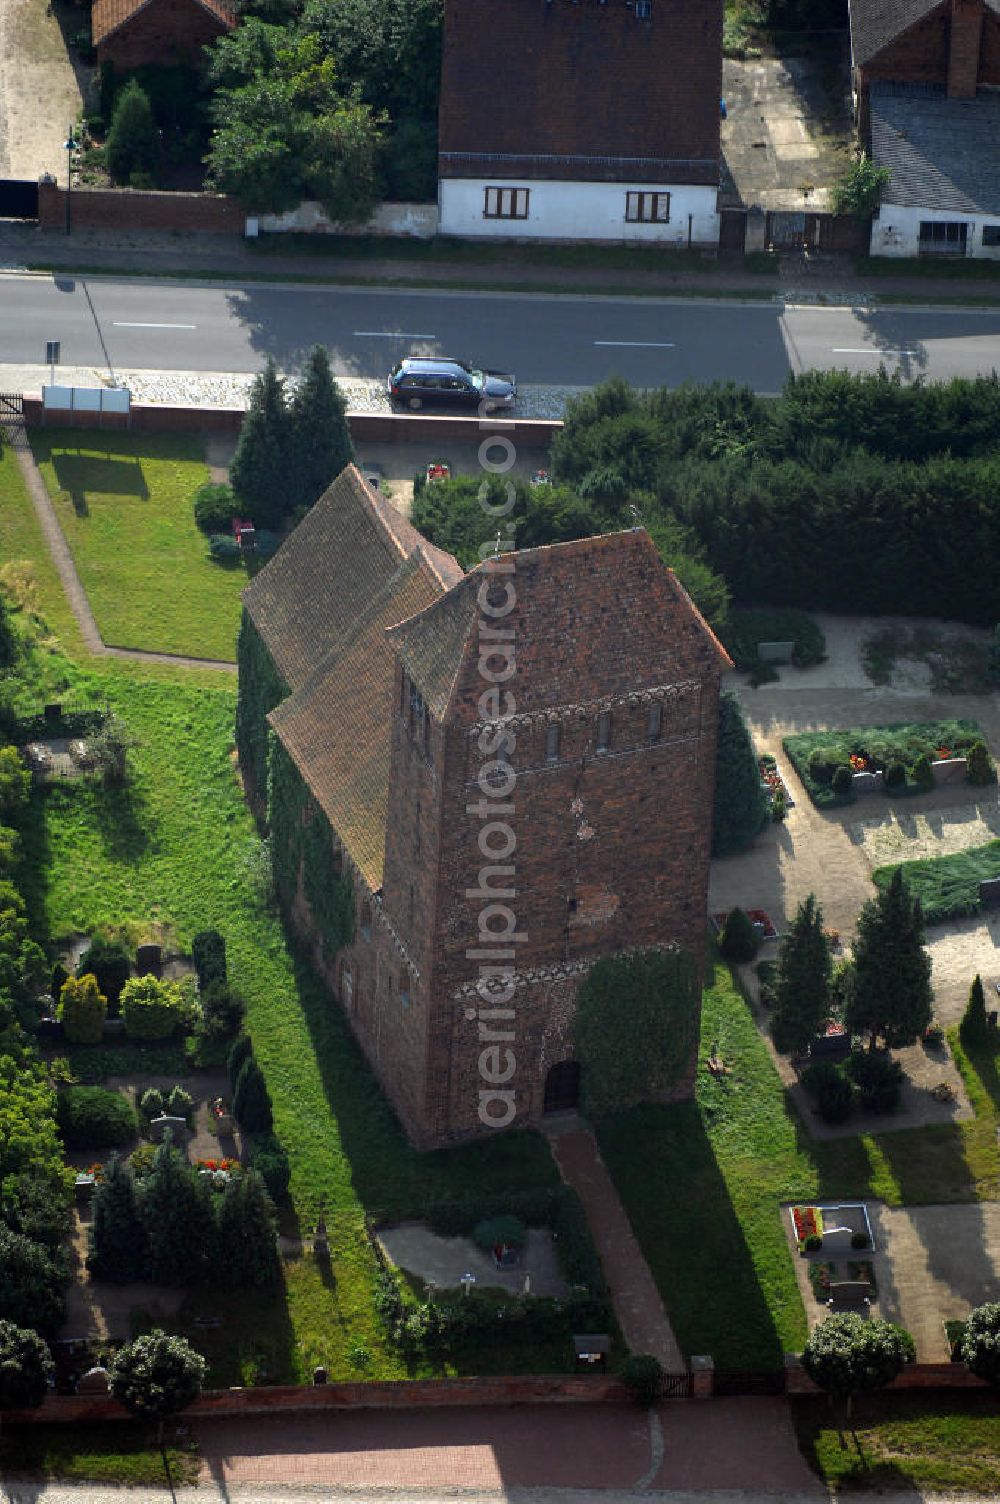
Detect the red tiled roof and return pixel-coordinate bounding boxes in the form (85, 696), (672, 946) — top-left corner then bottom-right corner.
(92, 0), (236, 46)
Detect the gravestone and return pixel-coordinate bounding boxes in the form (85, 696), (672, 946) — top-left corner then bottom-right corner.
(757, 641), (795, 664)
(979, 878), (1000, 908)
(149, 1114), (187, 1143)
(932, 757), (967, 786)
(76, 1366), (111, 1396)
(851, 770), (883, 795)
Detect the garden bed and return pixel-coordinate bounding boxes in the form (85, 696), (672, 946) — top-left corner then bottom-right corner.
(759, 754), (794, 809)
(712, 908), (778, 940)
(783, 720), (989, 808)
(873, 839), (1000, 926)
(789, 1202), (875, 1254)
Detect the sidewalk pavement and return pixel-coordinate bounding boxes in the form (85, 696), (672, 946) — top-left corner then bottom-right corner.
(1, 220), (998, 307)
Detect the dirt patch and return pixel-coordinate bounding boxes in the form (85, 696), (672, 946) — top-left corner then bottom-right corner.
(862, 621), (994, 695)
(0, 0), (92, 179)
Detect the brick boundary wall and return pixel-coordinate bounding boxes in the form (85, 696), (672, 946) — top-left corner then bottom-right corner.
(8, 1374), (630, 1426)
(784, 1354), (990, 1395)
(21, 398), (563, 449)
(37, 181), (243, 235)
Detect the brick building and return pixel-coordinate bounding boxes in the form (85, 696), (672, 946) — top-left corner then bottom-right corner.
(238, 465), (729, 1148)
(849, 0), (1000, 257)
(436, 0), (723, 245)
(92, 0), (236, 71)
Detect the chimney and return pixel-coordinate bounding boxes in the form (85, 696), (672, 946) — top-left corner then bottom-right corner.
(947, 0), (984, 98)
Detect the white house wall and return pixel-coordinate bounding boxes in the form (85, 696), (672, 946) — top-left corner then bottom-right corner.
(871, 202), (1000, 259)
(438, 179), (720, 244)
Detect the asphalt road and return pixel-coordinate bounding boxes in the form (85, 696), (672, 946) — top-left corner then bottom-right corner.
(2, 274), (1000, 389)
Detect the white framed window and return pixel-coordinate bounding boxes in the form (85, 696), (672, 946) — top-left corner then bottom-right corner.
(484, 186), (529, 220)
(626, 191), (670, 224)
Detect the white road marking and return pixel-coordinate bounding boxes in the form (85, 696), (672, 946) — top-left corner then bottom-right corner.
(113, 321), (197, 329)
(832, 347), (918, 355)
(354, 330), (437, 339)
(594, 340), (676, 348)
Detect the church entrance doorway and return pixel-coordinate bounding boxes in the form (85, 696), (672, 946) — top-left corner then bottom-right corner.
(544, 1060), (581, 1114)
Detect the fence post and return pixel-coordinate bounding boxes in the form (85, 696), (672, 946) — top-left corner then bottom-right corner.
(690, 1355), (714, 1399)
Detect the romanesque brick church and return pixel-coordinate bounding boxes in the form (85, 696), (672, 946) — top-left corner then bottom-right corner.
(237, 465), (729, 1149)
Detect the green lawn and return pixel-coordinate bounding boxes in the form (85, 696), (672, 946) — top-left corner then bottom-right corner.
(793, 1391), (1000, 1493)
(874, 840), (1000, 925)
(0, 1423), (199, 1487)
(598, 960), (1000, 1370)
(29, 430), (245, 661)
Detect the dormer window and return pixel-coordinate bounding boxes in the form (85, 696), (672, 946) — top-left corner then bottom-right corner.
(596, 711), (611, 753)
(546, 724), (560, 762)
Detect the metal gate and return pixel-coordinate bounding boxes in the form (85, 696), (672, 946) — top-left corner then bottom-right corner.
(719, 208), (747, 254)
(0, 179), (39, 220)
(0, 392), (23, 417)
(713, 1369), (786, 1397)
(660, 1371), (694, 1399)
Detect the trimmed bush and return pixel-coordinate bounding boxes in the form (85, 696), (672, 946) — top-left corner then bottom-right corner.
(109, 1329), (207, 1423)
(804, 1233), (823, 1252)
(246, 1133), (291, 1203)
(960, 1302), (1000, 1385)
(831, 765), (853, 797)
(884, 760), (906, 790)
(193, 484), (236, 535)
(208, 534), (241, 564)
(912, 753), (934, 791)
(471, 1214), (527, 1253)
(233, 1057), (273, 1133)
(56, 1086), (138, 1148)
(77, 937), (131, 1009)
(801, 1062), (855, 1124)
(191, 929), (227, 988)
(199, 981), (245, 1041)
(719, 906), (759, 964)
(58, 973), (107, 1045)
(227, 1034), (254, 1093)
(139, 1087), (164, 1119)
(166, 1085), (193, 1117)
(851, 1231), (869, 1250)
(620, 1353), (664, 1406)
(968, 740), (996, 786)
(120, 975), (186, 1041)
(844, 1050), (905, 1114)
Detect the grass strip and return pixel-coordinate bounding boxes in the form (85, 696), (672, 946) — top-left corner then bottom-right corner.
(0, 1422), (199, 1487)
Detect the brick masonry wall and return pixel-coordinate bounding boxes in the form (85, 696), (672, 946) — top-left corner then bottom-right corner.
(8, 1375), (631, 1426)
(37, 181), (242, 234)
(860, 1), (1000, 89)
(947, 0), (985, 95)
(784, 1356), (990, 1395)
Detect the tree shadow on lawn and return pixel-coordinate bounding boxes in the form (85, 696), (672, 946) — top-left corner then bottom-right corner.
(14, 784), (54, 949)
(87, 777), (153, 864)
(134, 1278), (300, 1388)
(283, 928), (559, 1222)
(792, 1393), (925, 1495)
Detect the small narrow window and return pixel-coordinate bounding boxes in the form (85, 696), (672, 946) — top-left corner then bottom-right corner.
(360, 899), (372, 941)
(400, 974), (410, 1011)
(596, 711), (611, 752)
(546, 724), (560, 762)
(423, 711), (432, 763)
(400, 670), (407, 716)
(647, 703), (662, 742)
(409, 884), (415, 923)
(635, 0), (651, 15)
(414, 800), (421, 855)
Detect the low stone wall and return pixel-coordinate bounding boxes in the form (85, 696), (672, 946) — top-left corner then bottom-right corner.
(22, 397), (563, 449)
(255, 200), (438, 239)
(37, 181), (243, 235)
(785, 1354), (989, 1395)
(9, 1375), (630, 1425)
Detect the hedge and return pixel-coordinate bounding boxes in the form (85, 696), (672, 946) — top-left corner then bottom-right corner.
(873, 840), (1000, 926)
(56, 1086), (138, 1149)
(783, 719), (985, 808)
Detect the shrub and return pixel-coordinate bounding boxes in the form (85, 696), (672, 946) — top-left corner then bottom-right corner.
(191, 929), (227, 988)
(807, 748), (839, 785)
(845, 1049), (905, 1114)
(851, 1231), (869, 1250)
(246, 1133), (291, 1203)
(471, 1214), (527, 1253)
(912, 753), (935, 791)
(619, 1354), (664, 1406)
(884, 760), (906, 790)
(120, 975), (186, 1041)
(831, 765), (853, 797)
(0, 1226), (67, 1333)
(227, 1034), (254, 1092)
(968, 740), (995, 786)
(199, 981), (245, 1041)
(960, 1302), (1000, 1385)
(166, 1085), (193, 1117)
(804, 1233), (823, 1252)
(800, 1059), (841, 1097)
(193, 484), (236, 535)
(57, 973), (107, 1045)
(816, 1072), (855, 1124)
(208, 534), (242, 564)
(0, 1320), (54, 1412)
(139, 1087), (164, 1119)
(77, 937), (131, 1010)
(56, 1086), (137, 1148)
(233, 1058), (273, 1133)
(0, 1172), (72, 1255)
(719, 906), (759, 964)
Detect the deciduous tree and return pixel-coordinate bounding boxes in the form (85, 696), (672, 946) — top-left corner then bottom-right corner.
(802, 1313), (908, 1419)
(0, 1320), (53, 1435)
(961, 1302), (1000, 1385)
(109, 1329), (207, 1442)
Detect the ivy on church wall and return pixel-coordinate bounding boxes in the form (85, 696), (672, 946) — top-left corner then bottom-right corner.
(574, 948), (699, 1117)
(267, 734), (356, 962)
(235, 611), (289, 802)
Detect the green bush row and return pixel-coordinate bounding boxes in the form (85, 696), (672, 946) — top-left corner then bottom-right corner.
(783, 720), (988, 808)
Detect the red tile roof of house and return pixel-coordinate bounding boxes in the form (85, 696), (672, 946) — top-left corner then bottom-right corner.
(92, 0), (236, 46)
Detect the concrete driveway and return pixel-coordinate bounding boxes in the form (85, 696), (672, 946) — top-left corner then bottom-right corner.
(0, 0), (89, 179)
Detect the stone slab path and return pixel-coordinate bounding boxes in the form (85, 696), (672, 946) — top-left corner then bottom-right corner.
(6, 420), (235, 674)
(548, 1124), (684, 1371)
